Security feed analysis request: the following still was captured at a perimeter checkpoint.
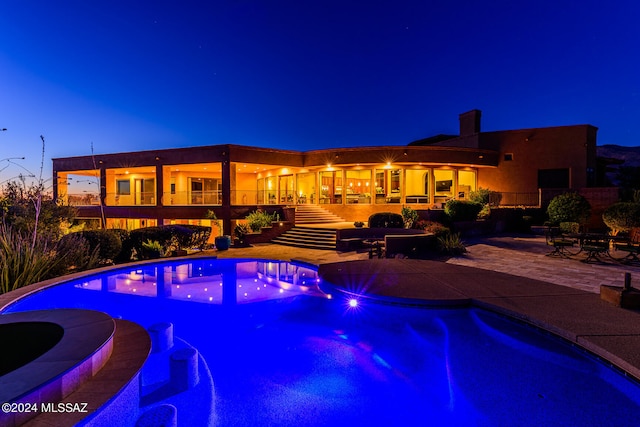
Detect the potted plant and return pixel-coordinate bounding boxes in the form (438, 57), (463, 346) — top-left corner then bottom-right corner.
(206, 210), (231, 251)
(234, 223), (249, 247)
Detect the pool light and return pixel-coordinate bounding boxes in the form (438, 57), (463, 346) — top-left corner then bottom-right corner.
(348, 298), (358, 308)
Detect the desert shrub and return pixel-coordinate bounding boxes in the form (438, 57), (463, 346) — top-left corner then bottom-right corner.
(602, 202), (640, 234)
(52, 233), (100, 274)
(127, 225), (212, 258)
(368, 212), (404, 228)
(444, 200), (483, 222)
(469, 187), (491, 205)
(129, 226), (174, 258)
(0, 225), (66, 294)
(547, 192), (591, 225)
(64, 229), (122, 264)
(414, 220), (450, 236)
(437, 232), (467, 255)
(246, 210), (275, 232)
(179, 224), (212, 250)
(401, 207), (419, 229)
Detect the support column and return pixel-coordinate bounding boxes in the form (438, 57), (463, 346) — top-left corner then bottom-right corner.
(221, 152), (232, 235)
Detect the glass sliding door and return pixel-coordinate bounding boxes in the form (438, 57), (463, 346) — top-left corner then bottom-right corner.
(279, 175), (294, 204)
(319, 171), (342, 204)
(296, 172), (315, 204)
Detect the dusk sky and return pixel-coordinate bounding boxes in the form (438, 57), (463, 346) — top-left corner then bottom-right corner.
(1, 0), (639, 185)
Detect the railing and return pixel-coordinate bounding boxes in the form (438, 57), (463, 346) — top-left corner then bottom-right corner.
(66, 193), (100, 206)
(163, 191), (222, 206)
(105, 192), (156, 206)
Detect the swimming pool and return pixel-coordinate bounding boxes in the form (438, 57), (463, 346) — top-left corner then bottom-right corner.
(3, 257), (640, 426)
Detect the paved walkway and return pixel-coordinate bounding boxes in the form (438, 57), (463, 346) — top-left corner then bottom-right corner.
(447, 234), (640, 293)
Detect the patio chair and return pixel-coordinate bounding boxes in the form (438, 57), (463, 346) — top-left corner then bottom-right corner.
(612, 228), (640, 264)
(545, 226), (576, 258)
(580, 234), (610, 263)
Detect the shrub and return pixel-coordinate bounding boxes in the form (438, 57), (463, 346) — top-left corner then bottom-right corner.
(68, 229), (122, 264)
(140, 239), (164, 259)
(234, 223), (249, 239)
(246, 210), (275, 232)
(0, 225), (70, 294)
(469, 187), (491, 205)
(128, 225), (212, 258)
(559, 221), (580, 234)
(368, 212), (404, 228)
(602, 202), (640, 234)
(414, 220), (450, 236)
(547, 192), (591, 225)
(437, 232), (467, 255)
(401, 207), (419, 229)
(47, 233), (101, 275)
(444, 200), (483, 222)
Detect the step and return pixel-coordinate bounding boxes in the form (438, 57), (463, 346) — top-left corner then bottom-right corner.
(271, 239), (336, 250)
(271, 226), (337, 250)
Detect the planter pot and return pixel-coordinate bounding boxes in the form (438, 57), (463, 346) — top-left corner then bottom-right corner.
(215, 235), (231, 251)
(170, 249), (188, 257)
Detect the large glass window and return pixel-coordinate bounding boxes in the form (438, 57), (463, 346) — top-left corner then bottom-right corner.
(345, 170), (371, 204)
(117, 180), (130, 195)
(319, 171), (342, 204)
(457, 170), (476, 199)
(405, 169), (430, 204)
(434, 169), (454, 205)
(374, 168), (402, 204)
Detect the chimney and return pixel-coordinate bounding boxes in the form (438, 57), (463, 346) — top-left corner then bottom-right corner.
(459, 109), (481, 136)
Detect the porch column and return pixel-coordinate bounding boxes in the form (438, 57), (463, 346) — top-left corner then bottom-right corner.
(155, 163), (164, 225)
(221, 156), (232, 235)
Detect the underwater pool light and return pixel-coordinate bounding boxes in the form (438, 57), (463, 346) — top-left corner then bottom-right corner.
(348, 298), (358, 308)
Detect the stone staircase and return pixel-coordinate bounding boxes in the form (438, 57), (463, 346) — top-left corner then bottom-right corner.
(294, 204), (345, 224)
(271, 226), (337, 250)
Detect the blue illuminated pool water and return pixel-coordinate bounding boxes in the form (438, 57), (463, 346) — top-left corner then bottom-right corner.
(3, 258), (640, 426)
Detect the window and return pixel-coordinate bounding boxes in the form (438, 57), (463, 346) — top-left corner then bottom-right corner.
(457, 170), (476, 199)
(404, 169), (429, 204)
(504, 153), (514, 161)
(116, 180), (130, 195)
(345, 169), (371, 204)
(319, 171), (342, 204)
(538, 169), (569, 189)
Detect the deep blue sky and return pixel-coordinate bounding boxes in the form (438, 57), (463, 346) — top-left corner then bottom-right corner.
(1, 0), (639, 184)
